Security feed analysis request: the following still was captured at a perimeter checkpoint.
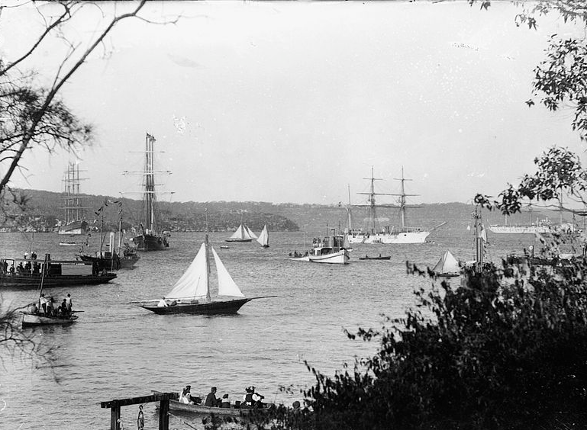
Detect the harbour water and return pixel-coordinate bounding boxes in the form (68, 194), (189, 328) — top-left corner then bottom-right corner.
(0, 221), (555, 429)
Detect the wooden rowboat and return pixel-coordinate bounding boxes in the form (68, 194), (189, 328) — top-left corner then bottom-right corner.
(358, 255), (391, 261)
(152, 391), (271, 417)
(22, 312), (78, 327)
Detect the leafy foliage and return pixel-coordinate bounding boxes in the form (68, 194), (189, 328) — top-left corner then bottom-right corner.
(477, 146), (587, 216)
(298, 258), (587, 430)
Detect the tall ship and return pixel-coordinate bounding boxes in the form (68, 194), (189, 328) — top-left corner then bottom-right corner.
(58, 162), (89, 235)
(127, 133), (170, 251)
(346, 168), (432, 244)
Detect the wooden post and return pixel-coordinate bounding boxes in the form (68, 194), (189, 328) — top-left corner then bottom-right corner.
(110, 406), (121, 430)
(159, 399), (170, 430)
(101, 392), (177, 430)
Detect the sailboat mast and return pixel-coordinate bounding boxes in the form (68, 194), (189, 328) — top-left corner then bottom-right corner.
(204, 233), (211, 302)
(144, 133), (157, 232)
(346, 184), (352, 233)
(474, 206), (483, 273)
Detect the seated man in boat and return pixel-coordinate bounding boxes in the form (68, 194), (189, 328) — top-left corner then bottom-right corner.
(157, 298), (168, 307)
(205, 386), (220, 407)
(221, 394), (230, 408)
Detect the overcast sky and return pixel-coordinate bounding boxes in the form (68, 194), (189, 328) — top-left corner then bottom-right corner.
(3, 1), (584, 205)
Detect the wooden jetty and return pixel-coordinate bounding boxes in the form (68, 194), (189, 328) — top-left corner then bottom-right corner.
(101, 392), (178, 430)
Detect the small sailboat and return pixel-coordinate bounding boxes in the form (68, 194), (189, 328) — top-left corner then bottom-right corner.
(138, 235), (271, 315)
(226, 224), (257, 242)
(21, 255), (79, 327)
(432, 250), (461, 277)
(257, 225), (269, 248)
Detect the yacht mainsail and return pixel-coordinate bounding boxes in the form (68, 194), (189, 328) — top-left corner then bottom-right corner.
(164, 242), (245, 301)
(433, 250), (460, 276)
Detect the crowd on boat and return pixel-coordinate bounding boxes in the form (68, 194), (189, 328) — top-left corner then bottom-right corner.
(28, 293), (74, 318)
(0, 252), (40, 275)
(178, 385), (266, 409)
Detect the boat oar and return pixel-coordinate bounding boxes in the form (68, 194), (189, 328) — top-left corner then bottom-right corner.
(71, 310), (85, 313)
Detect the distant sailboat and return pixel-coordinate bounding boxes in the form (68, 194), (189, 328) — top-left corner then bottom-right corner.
(226, 214), (257, 243)
(257, 225), (269, 248)
(138, 235), (271, 315)
(432, 250), (461, 277)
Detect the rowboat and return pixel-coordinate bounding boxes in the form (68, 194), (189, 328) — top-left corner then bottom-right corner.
(22, 313), (78, 327)
(358, 255), (391, 260)
(152, 390), (272, 417)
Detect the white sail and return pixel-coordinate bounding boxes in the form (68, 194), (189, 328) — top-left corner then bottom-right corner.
(257, 225), (269, 247)
(229, 224), (246, 240)
(211, 247), (245, 297)
(433, 250), (460, 275)
(166, 243), (209, 300)
(245, 225), (258, 239)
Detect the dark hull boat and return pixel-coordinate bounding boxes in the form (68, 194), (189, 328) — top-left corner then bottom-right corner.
(131, 233), (169, 251)
(359, 255), (391, 260)
(142, 298), (252, 315)
(127, 133), (171, 251)
(136, 235), (271, 316)
(0, 256), (116, 289)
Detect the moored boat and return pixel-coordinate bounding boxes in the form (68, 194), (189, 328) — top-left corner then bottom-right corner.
(58, 162), (89, 236)
(307, 230), (350, 265)
(346, 167), (441, 244)
(0, 256), (116, 289)
(127, 133), (171, 251)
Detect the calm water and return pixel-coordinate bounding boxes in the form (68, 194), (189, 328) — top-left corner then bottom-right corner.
(0, 224), (548, 429)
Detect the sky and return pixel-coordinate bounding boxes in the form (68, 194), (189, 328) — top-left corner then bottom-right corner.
(2, 1), (585, 205)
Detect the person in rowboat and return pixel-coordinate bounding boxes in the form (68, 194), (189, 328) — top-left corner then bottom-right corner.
(179, 385), (194, 404)
(205, 386), (220, 407)
(65, 293), (73, 316)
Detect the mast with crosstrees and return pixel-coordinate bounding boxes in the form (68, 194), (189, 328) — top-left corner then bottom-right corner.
(125, 133), (172, 251)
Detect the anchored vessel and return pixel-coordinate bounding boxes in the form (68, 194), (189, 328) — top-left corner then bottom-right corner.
(346, 168), (436, 244)
(128, 133), (171, 251)
(0, 255), (116, 289)
(58, 162), (89, 236)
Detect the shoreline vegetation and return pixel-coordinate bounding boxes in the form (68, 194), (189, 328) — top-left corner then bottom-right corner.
(0, 188), (563, 235)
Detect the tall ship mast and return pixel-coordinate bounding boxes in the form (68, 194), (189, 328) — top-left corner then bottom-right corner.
(346, 167), (436, 244)
(58, 162), (89, 236)
(126, 133), (171, 251)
